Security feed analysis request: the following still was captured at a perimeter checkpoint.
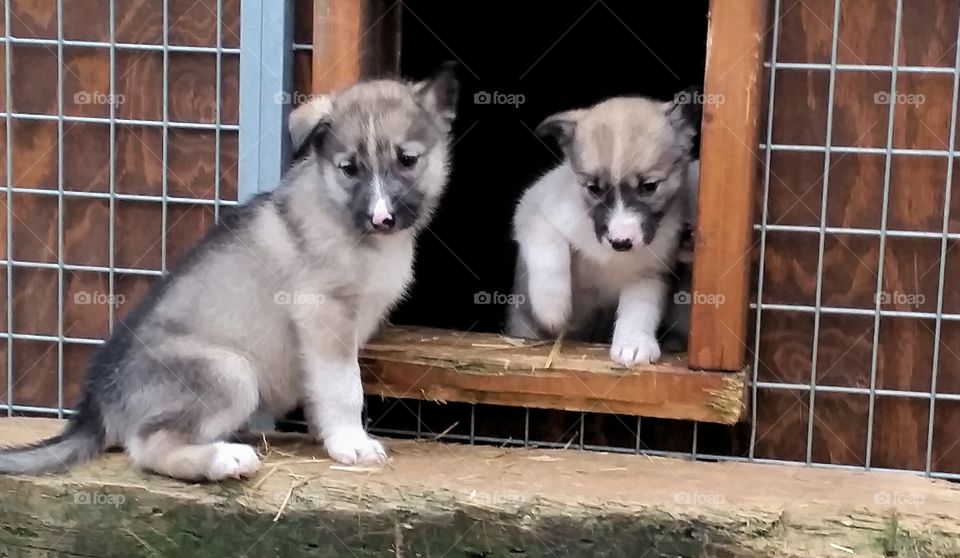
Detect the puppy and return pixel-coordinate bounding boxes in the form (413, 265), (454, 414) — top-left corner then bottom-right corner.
(0, 63), (459, 480)
(506, 92), (699, 366)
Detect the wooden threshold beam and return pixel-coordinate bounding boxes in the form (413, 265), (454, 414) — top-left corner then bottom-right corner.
(361, 326), (748, 425)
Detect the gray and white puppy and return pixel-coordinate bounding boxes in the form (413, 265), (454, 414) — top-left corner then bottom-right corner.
(0, 63), (459, 481)
(506, 92), (698, 366)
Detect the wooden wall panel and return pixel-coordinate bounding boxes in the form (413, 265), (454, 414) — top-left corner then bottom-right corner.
(876, 317), (935, 392)
(168, 0), (240, 48)
(166, 204), (215, 263)
(114, 200), (162, 270)
(811, 391), (868, 466)
(931, 400), (960, 474)
(760, 231), (819, 306)
(63, 124), (111, 193)
(115, 126), (163, 196)
(898, 0), (959, 68)
(825, 153), (885, 228)
(871, 396), (929, 470)
(836, 0), (896, 65)
(10, 45), (57, 115)
(10, 0), (56, 39)
(937, 321), (960, 395)
(115, 51), (164, 121)
(11, 194), (57, 262)
(776, 0), (834, 64)
(893, 73), (954, 151)
(881, 237), (941, 313)
(63, 270), (111, 339)
(63, 197), (110, 266)
(816, 314), (873, 388)
(820, 234), (879, 308)
(11, 267), (56, 335)
(831, 72), (889, 148)
(888, 156), (947, 232)
(765, 151), (823, 226)
(756, 310), (813, 385)
(62, 0), (109, 42)
(753, 388), (808, 462)
(770, 69), (829, 146)
(63, 48), (111, 119)
(113, 273), (153, 322)
(11, 119), (57, 189)
(116, 0), (163, 45)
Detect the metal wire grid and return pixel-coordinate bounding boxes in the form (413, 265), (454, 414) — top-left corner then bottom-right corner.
(751, 0), (960, 480)
(7, 1), (959, 482)
(1, 0), (239, 418)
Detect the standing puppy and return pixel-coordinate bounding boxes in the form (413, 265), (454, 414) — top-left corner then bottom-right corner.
(506, 92), (698, 366)
(0, 63), (459, 480)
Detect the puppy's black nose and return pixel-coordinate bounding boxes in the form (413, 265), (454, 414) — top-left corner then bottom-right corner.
(610, 238), (633, 251)
(372, 216), (395, 232)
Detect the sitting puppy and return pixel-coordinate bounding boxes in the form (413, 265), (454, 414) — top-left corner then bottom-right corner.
(0, 63), (459, 480)
(506, 92), (699, 366)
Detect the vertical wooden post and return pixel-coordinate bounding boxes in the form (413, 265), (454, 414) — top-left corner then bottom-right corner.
(688, 0), (771, 371)
(312, 0), (402, 94)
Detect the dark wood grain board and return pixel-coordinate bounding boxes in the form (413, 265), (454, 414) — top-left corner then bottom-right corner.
(63, 270), (110, 339)
(837, 0), (896, 65)
(63, 197), (110, 266)
(765, 150), (824, 227)
(831, 71), (890, 148)
(825, 153), (885, 229)
(898, 0), (959, 68)
(776, 0), (834, 64)
(756, 309), (813, 385)
(63, 123), (111, 192)
(811, 391), (868, 466)
(871, 395), (929, 470)
(753, 387), (809, 462)
(876, 317), (936, 392)
(62, 0), (108, 42)
(816, 313), (873, 388)
(931, 399), (960, 474)
(10, 0), (56, 39)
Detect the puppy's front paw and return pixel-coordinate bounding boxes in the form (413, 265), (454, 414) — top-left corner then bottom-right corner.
(324, 429), (388, 465)
(207, 442), (262, 480)
(610, 336), (661, 366)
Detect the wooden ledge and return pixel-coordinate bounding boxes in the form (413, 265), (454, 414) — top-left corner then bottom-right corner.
(2, 419), (959, 557)
(360, 326), (748, 424)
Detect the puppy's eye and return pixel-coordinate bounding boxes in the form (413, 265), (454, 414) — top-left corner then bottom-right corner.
(338, 160), (359, 178)
(583, 180), (602, 196)
(398, 152), (420, 169)
(641, 181), (659, 194)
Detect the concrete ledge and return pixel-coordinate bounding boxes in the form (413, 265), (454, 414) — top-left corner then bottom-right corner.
(1, 418), (959, 557)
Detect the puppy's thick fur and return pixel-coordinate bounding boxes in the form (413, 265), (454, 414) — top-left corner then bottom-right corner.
(0, 64), (459, 480)
(506, 92), (699, 366)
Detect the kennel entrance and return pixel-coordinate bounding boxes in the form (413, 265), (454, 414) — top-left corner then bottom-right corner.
(299, 0), (766, 428)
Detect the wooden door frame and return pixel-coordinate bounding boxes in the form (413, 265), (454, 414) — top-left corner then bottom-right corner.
(309, 0), (768, 422)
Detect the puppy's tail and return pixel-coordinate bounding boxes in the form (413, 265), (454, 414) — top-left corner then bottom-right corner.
(0, 400), (104, 474)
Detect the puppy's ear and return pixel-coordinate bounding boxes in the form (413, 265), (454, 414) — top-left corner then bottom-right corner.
(289, 95), (333, 157)
(415, 61), (459, 127)
(664, 86), (702, 153)
(536, 109), (585, 148)
(665, 86), (702, 132)
(291, 119), (331, 161)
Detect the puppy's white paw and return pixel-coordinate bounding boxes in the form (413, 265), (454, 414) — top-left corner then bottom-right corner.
(207, 442), (261, 480)
(324, 429), (388, 465)
(531, 295), (571, 334)
(610, 337), (661, 366)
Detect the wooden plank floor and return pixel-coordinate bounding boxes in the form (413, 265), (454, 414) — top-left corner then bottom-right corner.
(361, 326), (748, 424)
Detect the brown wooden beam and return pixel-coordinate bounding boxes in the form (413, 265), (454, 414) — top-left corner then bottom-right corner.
(688, 0), (772, 371)
(361, 326), (747, 424)
(312, 0), (401, 94)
